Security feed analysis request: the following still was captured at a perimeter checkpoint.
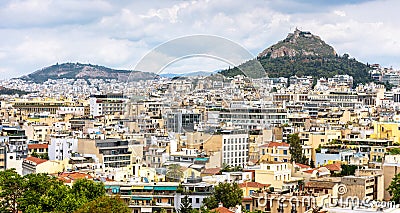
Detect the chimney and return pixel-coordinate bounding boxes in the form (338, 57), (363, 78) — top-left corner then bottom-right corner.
(218, 202), (223, 208)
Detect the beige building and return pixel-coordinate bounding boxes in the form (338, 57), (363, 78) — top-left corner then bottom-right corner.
(249, 162), (302, 190)
(383, 154), (400, 201)
(23, 124), (50, 142)
(22, 156), (65, 175)
(259, 142), (290, 163)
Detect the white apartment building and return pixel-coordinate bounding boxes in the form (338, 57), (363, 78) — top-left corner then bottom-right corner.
(57, 106), (85, 116)
(48, 135), (78, 160)
(89, 94), (129, 117)
(218, 107), (288, 130)
(221, 131), (249, 167)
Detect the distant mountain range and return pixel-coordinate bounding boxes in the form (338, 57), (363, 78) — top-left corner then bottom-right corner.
(17, 30), (374, 85)
(220, 29), (372, 85)
(159, 70), (218, 78)
(19, 62), (157, 83)
(18, 63), (220, 83)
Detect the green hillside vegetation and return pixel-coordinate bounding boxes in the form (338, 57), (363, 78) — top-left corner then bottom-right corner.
(220, 30), (373, 85)
(221, 54), (372, 85)
(20, 62), (156, 83)
(0, 87), (30, 96)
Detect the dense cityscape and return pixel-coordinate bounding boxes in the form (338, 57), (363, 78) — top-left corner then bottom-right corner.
(1, 1), (400, 213)
(0, 59), (400, 212)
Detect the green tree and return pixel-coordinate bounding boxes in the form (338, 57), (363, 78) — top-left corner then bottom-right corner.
(340, 164), (357, 176)
(166, 164), (183, 182)
(221, 163), (232, 172)
(202, 195), (219, 210)
(202, 182), (243, 210)
(71, 178), (106, 201)
(74, 196), (130, 213)
(18, 173), (69, 212)
(30, 152), (49, 160)
(0, 169), (24, 213)
(288, 134), (308, 164)
(0, 169), (108, 213)
(389, 148), (400, 155)
(179, 195), (193, 213)
(388, 172), (400, 204)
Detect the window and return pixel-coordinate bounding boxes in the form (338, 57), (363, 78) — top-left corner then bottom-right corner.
(196, 198), (200, 203)
(283, 150), (287, 155)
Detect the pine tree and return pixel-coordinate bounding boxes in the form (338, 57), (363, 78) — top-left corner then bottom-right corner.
(288, 134), (308, 165)
(179, 195), (193, 213)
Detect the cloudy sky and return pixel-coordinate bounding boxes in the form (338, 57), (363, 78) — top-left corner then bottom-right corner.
(0, 0), (399, 79)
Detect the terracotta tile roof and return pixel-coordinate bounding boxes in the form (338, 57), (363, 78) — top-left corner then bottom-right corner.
(24, 156), (48, 165)
(323, 162), (342, 171)
(57, 172), (93, 183)
(202, 168), (221, 175)
(296, 163), (311, 169)
(239, 182), (270, 188)
(28, 144), (48, 149)
(211, 207), (234, 213)
(303, 169), (316, 174)
(259, 142), (290, 148)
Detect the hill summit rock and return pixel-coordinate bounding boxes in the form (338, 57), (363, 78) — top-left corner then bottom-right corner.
(258, 28), (336, 59)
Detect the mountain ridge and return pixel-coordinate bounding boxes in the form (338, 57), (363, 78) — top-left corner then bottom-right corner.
(19, 62), (157, 83)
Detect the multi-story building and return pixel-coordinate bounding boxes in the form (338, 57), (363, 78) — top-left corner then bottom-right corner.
(27, 143), (48, 156)
(259, 142), (290, 163)
(221, 130), (249, 167)
(315, 148), (354, 166)
(12, 98), (76, 115)
(382, 73), (400, 86)
(48, 134), (78, 161)
(165, 111), (201, 133)
(96, 139), (132, 168)
(383, 154), (400, 201)
(0, 126), (28, 173)
(341, 175), (376, 201)
(89, 94), (129, 117)
(105, 181), (179, 213)
(218, 107), (288, 130)
(23, 124), (50, 142)
(248, 162), (301, 190)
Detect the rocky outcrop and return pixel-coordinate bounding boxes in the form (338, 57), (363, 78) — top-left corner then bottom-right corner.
(258, 29), (336, 59)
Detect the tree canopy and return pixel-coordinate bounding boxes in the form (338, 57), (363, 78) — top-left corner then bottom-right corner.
(166, 164), (184, 182)
(0, 169), (128, 213)
(179, 195), (194, 213)
(388, 172), (400, 204)
(202, 182), (243, 210)
(288, 134), (309, 165)
(74, 196), (130, 213)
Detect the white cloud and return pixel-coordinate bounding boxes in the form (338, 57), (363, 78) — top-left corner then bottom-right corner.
(0, 0), (399, 79)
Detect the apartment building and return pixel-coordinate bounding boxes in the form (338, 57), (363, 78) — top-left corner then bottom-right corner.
(249, 162), (301, 190)
(259, 142), (290, 163)
(221, 130), (249, 167)
(48, 134), (78, 160)
(89, 94), (129, 117)
(218, 107), (288, 130)
(165, 111), (201, 133)
(105, 181), (179, 213)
